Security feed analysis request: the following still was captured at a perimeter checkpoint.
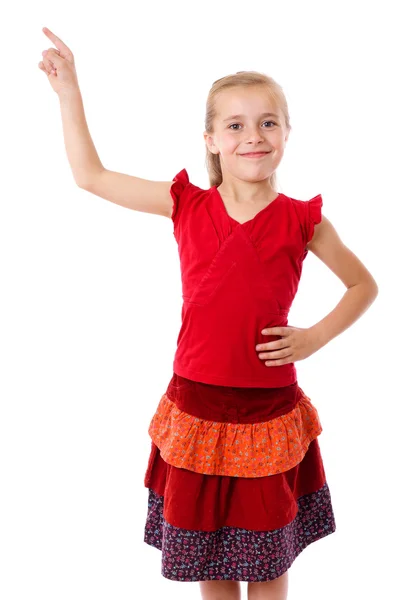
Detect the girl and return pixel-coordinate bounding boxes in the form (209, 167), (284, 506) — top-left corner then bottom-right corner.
(39, 27), (379, 600)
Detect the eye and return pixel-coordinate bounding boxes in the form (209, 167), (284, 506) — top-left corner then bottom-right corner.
(228, 121), (276, 130)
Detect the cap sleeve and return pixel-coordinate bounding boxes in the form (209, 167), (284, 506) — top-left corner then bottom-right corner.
(306, 194), (323, 244)
(170, 169), (190, 224)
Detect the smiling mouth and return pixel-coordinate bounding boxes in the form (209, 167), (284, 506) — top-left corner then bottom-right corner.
(240, 151), (271, 157)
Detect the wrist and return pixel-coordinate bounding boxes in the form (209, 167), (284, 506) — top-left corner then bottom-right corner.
(308, 323), (329, 351)
(58, 87), (82, 103)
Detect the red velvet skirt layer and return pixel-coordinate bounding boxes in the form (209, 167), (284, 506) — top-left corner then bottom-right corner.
(145, 437), (326, 532)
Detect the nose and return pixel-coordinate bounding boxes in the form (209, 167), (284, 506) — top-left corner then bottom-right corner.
(245, 128), (265, 144)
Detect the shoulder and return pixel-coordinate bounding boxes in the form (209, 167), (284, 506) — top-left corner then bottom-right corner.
(169, 169), (211, 230)
(170, 169), (210, 201)
(281, 192), (324, 245)
(284, 193), (323, 210)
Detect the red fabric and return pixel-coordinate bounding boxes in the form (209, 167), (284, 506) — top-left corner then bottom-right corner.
(144, 439), (326, 531)
(169, 169), (323, 388)
(166, 372), (299, 424)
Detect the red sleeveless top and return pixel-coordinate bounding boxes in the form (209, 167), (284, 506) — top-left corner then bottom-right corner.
(169, 169), (323, 387)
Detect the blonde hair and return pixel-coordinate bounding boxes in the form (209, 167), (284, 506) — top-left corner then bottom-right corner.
(204, 71), (291, 190)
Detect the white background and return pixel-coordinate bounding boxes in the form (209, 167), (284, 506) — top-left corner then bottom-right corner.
(1, 0), (398, 598)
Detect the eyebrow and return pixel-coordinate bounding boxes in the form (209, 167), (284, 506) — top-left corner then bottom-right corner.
(222, 112), (280, 122)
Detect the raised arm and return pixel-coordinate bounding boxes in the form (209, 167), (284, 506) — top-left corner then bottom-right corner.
(79, 166), (175, 218)
(39, 27), (174, 218)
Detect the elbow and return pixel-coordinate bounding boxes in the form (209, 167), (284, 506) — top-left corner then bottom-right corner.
(364, 276), (379, 303)
(367, 272), (379, 298)
(349, 276), (379, 303)
(76, 168), (106, 191)
(76, 179), (92, 191)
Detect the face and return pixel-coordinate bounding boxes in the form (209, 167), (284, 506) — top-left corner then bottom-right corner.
(204, 85), (290, 183)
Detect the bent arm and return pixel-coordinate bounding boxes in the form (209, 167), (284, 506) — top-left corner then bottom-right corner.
(58, 89), (174, 217)
(306, 216), (379, 348)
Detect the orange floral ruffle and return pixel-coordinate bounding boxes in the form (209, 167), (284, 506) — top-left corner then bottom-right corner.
(148, 388), (323, 477)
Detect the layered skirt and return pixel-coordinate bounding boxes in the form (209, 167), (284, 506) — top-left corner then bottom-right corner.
(143, 373), (336, 582)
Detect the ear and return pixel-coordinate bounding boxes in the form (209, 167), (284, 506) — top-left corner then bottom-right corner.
(203, 131), (220, 155)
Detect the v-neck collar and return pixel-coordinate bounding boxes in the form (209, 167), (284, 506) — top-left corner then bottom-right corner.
(212, 186), (283, 226)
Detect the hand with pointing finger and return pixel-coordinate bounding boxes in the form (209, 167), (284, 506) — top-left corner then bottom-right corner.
(38, 27), (80, 96)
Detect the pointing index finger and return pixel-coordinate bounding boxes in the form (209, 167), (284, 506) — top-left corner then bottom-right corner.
(42, 27), (71, 55)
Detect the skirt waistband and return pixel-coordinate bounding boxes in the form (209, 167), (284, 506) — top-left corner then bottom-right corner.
(166, 373), (300, 424)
